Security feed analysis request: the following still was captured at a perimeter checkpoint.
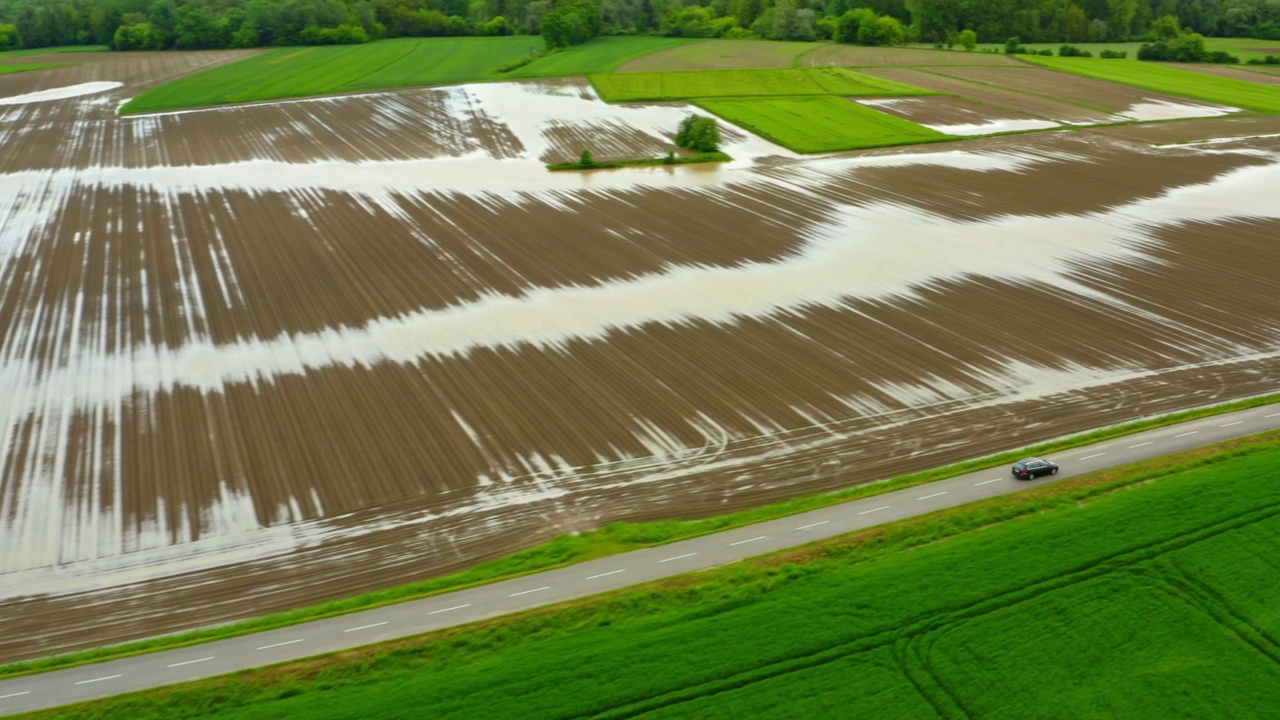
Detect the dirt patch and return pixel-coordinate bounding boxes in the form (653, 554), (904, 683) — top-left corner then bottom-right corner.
(617, 40), (817, 72)
(860, 67), (1116, 124)
(1166, 62), (1280, 87)
(854, 96), (1059, 135)
(1089, 114), (1280, 146)
(927, 65), (1236, 118)
(801, 45), (1022, 67)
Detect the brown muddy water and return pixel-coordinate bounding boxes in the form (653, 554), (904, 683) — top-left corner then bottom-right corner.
(1, 55), (1280, 661)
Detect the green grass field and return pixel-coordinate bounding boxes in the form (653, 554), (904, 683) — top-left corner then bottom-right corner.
(120, 36), (695, 114)
(697, 95), (948, 152)
(590, 66), (930, 102)
(23, 434), (1280, 719)
(1024, 55), (1280, 113)
(0, 45), (107, 58)
(0, 64), (61, 75)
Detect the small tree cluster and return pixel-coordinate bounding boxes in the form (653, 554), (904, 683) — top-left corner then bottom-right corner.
(0, 22), (21, 51)
(1057, 44), (1092, 57)
(1138, 31), (1238, 63)
(675, 115), (720, 153)
(834, 8), (904, 46)
(540, 0), (602, 49)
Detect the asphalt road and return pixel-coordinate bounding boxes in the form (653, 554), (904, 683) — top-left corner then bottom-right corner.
(3, 404), (1279, 716)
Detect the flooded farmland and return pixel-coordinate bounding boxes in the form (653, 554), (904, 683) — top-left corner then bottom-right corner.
(2, 53), (1280, 661)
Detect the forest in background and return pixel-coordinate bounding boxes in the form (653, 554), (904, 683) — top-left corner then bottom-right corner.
(0, 0), (1276, 54)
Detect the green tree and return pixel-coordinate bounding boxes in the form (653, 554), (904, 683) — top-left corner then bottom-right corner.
(0, 22), (21, 50)
(541, 0), (602, 48)
(1153, 13), (1179, 39)
(675, 114), (719, 152)
(835, 7), (876, 43)
(1065, 4), (1088, 41)
(956, 26), (975, 49)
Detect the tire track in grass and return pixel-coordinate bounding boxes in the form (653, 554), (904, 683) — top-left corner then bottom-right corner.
(1143, 558), (1280, 667)
(584, 500), (1280, 719)
(891, 633), (970, 720)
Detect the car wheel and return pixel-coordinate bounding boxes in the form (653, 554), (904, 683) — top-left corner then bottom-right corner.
(1051, 467), (1058, 475)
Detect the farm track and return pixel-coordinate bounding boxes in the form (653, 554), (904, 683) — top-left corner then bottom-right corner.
(1, 56), (1279, 662)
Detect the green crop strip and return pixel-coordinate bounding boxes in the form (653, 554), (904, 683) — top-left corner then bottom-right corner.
(696, 95), (949, 153)
(1024, 55), (1280, 114)
(0, 64), (63, 75)
(19, 432), (1280, 719)
(589, 66), (932, 103)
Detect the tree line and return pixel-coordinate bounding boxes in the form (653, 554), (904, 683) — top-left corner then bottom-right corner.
(0, 0), (1275, 54)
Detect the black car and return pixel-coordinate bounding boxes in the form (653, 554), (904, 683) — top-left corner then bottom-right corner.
(1012, 457), (1059, 480)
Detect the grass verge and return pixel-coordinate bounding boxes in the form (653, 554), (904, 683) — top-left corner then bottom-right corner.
(0, 64), (62, 75)
(18, 430), (1280, 719)
(0, 45), (107, 58)
(546, 151), (730, 171)
(1, 392), (1275, 681)
(1024, 54), (1280, 113)
(696, 95), (949, 152)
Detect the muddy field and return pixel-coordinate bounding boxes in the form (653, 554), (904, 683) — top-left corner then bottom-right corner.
(1172, 62), (1280, 87)
(927, 65), (1239, 120)
(864, 65), (1243, 126)
(861, 67), (1118, 124)
(2, 53), (1280, 662)
(854, 96), (1059, 135)
(800, 45), (1022, 67)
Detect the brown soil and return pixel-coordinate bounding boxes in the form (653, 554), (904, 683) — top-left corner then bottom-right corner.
(801, 45), (1022, 68)
(541, 119), (678, 163)
(1166, 62), (1280, 87)
(928, 65), (1231, 115)
(1089, 114), (1280, 145)
(853, 96), (1049, 125)
(2, 54), (1280, 663)
(617, 40), (812, 72)
(860, 67), (1115, 123)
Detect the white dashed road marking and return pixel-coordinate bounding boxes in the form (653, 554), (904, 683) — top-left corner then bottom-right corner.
(343, 622), (388, 633)
(796, 520), (829, 530)
(730, 536), (765, 546)
(1176, 431), (1199, 437)
(975, 478), (1002, 486)
(1221, 421), (1243, 427)
(510, 587), (549, 597)
(256, 639), (303, 651)
(0, 692), (30, 699)
(75, 675), (122, 685)
(1080, 453), (1105, 460)
(1266, 412), (1280, 418)
(429, 604), (470, 615)
(859, 506), (890, 515)
(1129, 442), (1152, 448)
(918, 492), (948, 500)
(167, 657), (213, 668)
(586, 569), (625, 580)
(660, 553), (697, 563)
